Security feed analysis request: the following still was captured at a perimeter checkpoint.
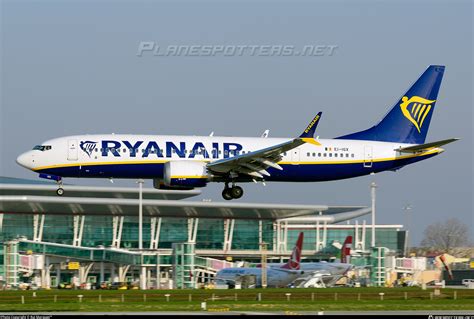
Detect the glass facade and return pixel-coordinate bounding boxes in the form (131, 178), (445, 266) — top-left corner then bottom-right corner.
(287, 228), (404, 255)
(0, 178), (407, 288)
(0, 213), (404, 252)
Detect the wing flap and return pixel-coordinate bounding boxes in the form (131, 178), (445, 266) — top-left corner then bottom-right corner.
(207, 138), (304, 176)
(207, 112), (322, 178)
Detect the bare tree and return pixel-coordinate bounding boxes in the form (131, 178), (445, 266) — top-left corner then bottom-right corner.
(420, 218), (470, 254)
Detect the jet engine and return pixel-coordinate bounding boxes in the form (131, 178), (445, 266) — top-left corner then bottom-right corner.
(162, 161), (208, 188)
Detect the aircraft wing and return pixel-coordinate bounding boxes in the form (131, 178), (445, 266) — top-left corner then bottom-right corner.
(395, 138), (459, 153)
(207, 112), (322, 179)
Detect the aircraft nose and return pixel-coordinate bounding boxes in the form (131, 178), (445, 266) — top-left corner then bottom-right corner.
(16, 152), (33, 169)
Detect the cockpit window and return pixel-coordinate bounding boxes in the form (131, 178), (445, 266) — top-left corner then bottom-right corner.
(33, 145), (52, 151)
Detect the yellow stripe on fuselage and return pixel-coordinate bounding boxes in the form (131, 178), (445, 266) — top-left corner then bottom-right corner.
(171, 176), (207, 179)
(279, 148), (440, 165)
(32, 149), (441, 171)
(32, 160), (170, 171)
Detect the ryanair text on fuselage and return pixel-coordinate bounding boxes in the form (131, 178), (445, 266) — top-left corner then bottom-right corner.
(88, 140), (243, 159)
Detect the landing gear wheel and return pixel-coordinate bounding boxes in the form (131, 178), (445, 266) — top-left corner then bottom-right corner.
(222, 188), (233, 200)
(56, 188), (64, 196)
(230, 186), (243, 199)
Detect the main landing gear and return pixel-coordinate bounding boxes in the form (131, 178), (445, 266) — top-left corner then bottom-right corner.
(222, 183), (243, 200)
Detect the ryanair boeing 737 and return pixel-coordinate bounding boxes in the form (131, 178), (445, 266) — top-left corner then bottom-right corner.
(16, 65), (458, 199)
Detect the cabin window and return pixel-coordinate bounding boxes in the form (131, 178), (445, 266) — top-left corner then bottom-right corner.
(346, 153), (349, 157)
(323, 153), (326, 157)
(329, 153), (332, 157)
(351, 154), (354, 158)
(334, 153), (338, 157)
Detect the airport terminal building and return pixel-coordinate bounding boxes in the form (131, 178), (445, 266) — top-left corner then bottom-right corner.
(0, 177), (407, 289)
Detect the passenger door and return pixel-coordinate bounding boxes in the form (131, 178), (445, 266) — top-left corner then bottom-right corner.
(291, 148), (300, 164)
(363, 145), (373, 168)
(68, 140), (78, 161)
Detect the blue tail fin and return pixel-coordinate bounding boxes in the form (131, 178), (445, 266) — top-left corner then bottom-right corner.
(337, 65), (445, 144)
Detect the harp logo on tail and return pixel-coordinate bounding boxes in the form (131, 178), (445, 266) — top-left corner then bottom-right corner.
(400, 96), (436, 133)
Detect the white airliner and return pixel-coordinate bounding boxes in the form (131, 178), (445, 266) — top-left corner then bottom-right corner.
(215, 232), (353, 288)
(266, 235), (354, 288)
(16, 65), (457, 199)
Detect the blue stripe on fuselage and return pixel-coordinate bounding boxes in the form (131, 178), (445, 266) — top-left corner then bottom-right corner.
(36, 152), (438, 182)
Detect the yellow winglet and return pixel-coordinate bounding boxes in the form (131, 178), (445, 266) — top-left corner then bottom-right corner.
(301, 138), (321, 146)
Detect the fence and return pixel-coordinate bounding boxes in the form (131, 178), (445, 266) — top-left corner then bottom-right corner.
(1, 290), (473, 304)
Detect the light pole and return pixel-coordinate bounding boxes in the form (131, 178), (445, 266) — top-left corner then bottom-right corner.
(260, 242), (267, 288)
(137, 179), (144, 250)
(403, 204), (412, 257)
(137, 179), (146, 290)
(370, 181), (377, 248)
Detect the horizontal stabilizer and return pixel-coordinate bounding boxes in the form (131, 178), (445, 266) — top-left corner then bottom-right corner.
(396, 138), (459, 153)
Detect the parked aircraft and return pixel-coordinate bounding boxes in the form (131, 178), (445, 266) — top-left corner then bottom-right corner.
(266, 235), (354, 288)
(215, 232), (306, 288)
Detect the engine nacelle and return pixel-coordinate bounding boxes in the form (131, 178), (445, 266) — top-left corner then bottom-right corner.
(163, 161), (208, 188)
(153, 179), (194, 190)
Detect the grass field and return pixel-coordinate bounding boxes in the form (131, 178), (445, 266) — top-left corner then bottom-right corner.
(0, 287), (473, 312)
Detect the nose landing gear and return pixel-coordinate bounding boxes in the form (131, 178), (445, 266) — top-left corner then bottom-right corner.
(38, 173), (64, 196)
(56, 180), (64, 196)
(222, 183), (244, 200)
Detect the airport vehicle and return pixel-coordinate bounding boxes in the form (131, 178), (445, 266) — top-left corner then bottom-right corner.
(16, 65), (457, 199)
(215, 232), (306, 288)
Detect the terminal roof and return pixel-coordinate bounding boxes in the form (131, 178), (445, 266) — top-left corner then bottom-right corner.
(0, 177), (370, 221)
(0, 178), (200, 200)
(0, 195), (369, 220)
